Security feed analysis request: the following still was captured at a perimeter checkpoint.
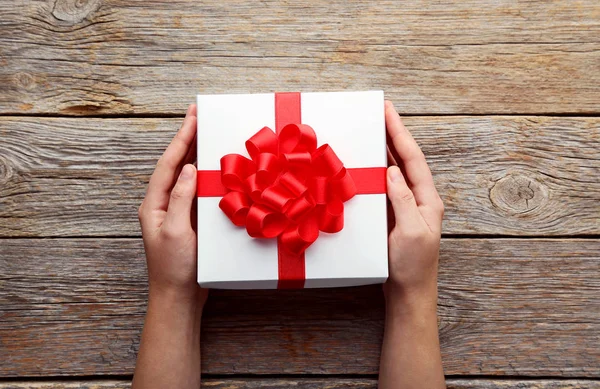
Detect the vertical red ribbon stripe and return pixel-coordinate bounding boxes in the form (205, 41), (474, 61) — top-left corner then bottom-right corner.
(274, 93), (305, 289)
(275, 92), (302, 134)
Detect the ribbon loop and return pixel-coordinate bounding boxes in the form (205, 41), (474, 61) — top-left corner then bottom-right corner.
(329, 168), (357, 202)
(245, 173), (264, 202)
(312, 144), (343, 177)
(318, 199), (344, 233)
(220, 154), (256, 192)
(246, 126), (278, 160)
(261, 184), (294, 213)
(246, 204), (288, 238)
(219, 191), (251, 227)
(308, 176), (329, 205)
(256, 152), (280, 186)
(279, 172), (307, 197)
(280, 152), (312, 169)
(280, 219), (319, 256)
(285, 194), (315, 222)
(279, 124), (317, 154)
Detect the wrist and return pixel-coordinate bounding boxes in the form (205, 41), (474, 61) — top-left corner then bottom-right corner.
(384, 280), (438, 318)
(146, 287), (204, 342)
(385, 295), (439, 335)
(148, 283), (206, 312)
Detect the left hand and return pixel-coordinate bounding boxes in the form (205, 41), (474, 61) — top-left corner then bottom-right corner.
(384, 101), (444, 311)
(138, 104), (207, 305)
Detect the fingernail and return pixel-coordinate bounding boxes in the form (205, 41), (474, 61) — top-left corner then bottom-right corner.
(385, 100), (396, 113)
(179, 164), (194, 180)
(388, 166), (401, 183)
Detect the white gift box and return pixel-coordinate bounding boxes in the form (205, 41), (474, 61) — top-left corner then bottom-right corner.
(196, 91), (388, 289)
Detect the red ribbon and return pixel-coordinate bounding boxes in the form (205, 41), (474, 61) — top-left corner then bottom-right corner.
(197, 92), (386, 289)
(219, 122), (354, 252)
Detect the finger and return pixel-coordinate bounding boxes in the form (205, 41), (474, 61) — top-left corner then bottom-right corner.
(385, 101), (440, 208)
(191, 188), (198, 233)
(387, 144), (410, 188)
(386, 145), (397, 167)
(386, 134), (400, 167)
(184, 131), (197, 165)
(386, 198), (395, 233)
(389, 147), (444, 234)
(174, 131), (198, 180)
(145, 104), (197, 212)
(387, 166), (423, 231)
(163, 164), (197, 234)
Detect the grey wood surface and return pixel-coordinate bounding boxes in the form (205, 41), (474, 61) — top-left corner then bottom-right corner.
(1, 116), (598, 237)
(1, 0), (599, 385)
(1, 379), (600, 389)
(1, 1), (599, 115)
(1, 238), (598, 377)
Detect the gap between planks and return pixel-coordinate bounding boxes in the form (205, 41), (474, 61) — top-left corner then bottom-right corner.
(0, 378), (599, 389)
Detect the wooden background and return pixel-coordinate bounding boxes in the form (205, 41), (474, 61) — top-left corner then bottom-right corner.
(0, 0), (599, 388)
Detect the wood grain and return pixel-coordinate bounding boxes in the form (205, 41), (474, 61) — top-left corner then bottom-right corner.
(1, 116), (598, 237)
(1, 379), (600, 389)
(1, 238), (598, 377)
(1, 1), (599, 115)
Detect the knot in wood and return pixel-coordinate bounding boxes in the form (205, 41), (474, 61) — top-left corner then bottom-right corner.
(52, 0), (100, 23)
(0, 156), (12, 186)
(14, 73), (36, 90)
(490, 173), (548, 214)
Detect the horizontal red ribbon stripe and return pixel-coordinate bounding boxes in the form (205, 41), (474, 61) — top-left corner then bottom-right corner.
(348, 167), (387, 194)
(197, 170), (227, 197)
(198, 167), (387, 197)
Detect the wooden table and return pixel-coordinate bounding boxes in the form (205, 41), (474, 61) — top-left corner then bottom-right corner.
(1, 1), (599, 388)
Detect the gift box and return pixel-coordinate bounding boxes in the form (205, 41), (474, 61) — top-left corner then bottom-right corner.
(196, 91), (388, 289)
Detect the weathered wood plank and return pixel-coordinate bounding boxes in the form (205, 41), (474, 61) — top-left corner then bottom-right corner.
(1, 1), (599, 115)
(0, 238), (598, 377)
(1, 116), (598, 237)
(1, 379), (600, 389)
(447, 381), (600, 389)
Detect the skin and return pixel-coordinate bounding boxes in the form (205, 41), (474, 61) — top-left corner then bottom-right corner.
(380, 101), (446, 389)
(133, 104), (207, 389)
(132, 101), (445, 389)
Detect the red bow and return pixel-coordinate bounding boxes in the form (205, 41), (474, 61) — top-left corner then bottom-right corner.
(218, 124), (357, 255)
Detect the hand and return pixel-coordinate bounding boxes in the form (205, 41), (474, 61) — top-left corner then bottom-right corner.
(138, 104), (207, 305)
(384, 101), (444, 311)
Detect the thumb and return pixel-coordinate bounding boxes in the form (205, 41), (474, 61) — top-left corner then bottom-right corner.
(163, 164), (197, 233)
(387, 166), (422, 231)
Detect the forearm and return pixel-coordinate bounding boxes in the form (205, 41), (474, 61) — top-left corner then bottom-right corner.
(132, 288), (204, 389)
(379, 290), (445, 389)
